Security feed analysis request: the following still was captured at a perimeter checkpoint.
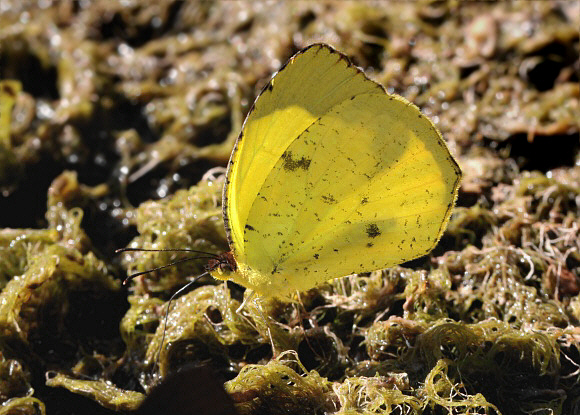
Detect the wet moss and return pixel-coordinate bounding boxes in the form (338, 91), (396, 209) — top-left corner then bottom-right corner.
(0, 1), (579, 414)
(45, 372), (144, 412)
(225, 353), (336, 415)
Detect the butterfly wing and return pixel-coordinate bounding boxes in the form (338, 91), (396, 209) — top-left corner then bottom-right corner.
(224, 44), (379, 260)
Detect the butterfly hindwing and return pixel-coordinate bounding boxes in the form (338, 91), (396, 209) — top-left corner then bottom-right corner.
(241, 92), (460, 294)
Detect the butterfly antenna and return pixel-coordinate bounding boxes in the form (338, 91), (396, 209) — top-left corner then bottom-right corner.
(155, 271), (209, 367)
(121, 255), (217, 285)
(116, 247), (220, 258)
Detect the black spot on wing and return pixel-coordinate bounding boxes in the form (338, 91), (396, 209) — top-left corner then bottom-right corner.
(321, 194), (337, 204)
(281, 151), (312, 171)
(245, 224), (255, 231)
(366, 223), (381, 238)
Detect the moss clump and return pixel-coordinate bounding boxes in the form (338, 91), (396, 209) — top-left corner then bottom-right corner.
(333, 374), (421, 415)
(225, 352), (336, 415)
(1, 1), (579, 414)
(0, 352), (46, 415)
(45, 372), (144, 412)
(0, 172), (123, 413)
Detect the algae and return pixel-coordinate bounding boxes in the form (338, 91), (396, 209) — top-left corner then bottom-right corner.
(0, 1), (579, 414)
(225, 352), (336, 415)
(45, 372), (144, 412)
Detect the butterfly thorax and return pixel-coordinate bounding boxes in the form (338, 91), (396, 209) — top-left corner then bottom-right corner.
(208, 251), (289, 297)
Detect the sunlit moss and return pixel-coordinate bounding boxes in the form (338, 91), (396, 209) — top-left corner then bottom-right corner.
(365, 320), (561, 413)
(1, 1), (579, 413)
(45, 171), (109, 252)
(445, 205), (498, 249)
(0, 232), (120, 413)
(132, 284), (305, 385)
(45, 372), (144, 412)
(0, 352), (41, 414)
(0, 80), (24, 194)
(333, 374), (421, 415)
(440, 245), (569, 328)
(0, 228), (59, 290)
(423, 359), (501, 414)
(0, 244), (119, 348)
(366, 317), (427, 362)
(142, 285), (240, 382)
(0, 80), (21, 148)
(0, 396), (46, 415)
(225, 352), (336, 415)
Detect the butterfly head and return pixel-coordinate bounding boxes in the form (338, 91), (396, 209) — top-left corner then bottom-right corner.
(206, 251), (237, 278)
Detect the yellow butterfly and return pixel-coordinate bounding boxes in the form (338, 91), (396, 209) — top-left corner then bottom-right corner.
(209, 44), (461, 298)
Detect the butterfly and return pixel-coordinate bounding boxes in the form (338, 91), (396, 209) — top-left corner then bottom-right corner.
(205, 43), (461, 299)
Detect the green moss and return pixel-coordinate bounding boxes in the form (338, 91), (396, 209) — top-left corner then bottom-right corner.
(0, 80), (24, 194)
(333, 374), (421, 415)
(45, 372), (144, 411)
(0, 352), (43, 415)
(225, 353), (336, 415)
(1, 1), (579, 414)
(0, 396), (46, 415)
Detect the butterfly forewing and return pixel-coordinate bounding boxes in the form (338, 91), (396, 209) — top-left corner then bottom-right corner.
(224, 45), (379, 259)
